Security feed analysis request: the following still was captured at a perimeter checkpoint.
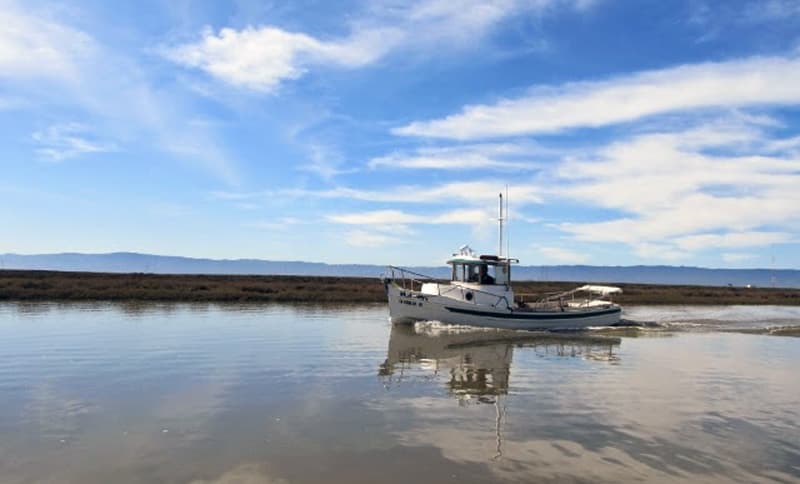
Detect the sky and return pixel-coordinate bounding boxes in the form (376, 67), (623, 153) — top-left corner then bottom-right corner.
(1, 0), (800, 268)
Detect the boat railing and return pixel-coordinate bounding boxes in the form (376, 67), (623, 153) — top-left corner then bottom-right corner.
(383, 266), (438, 292)
(515, 291), (564, 305)
(515, 290), (615, 310)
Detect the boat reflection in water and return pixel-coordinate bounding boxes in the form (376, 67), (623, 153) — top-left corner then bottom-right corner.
(379, 324), (621, 458)
(380, 324), (621, 399)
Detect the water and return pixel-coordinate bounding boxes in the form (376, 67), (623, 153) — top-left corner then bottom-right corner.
(0, 302), (799, 483)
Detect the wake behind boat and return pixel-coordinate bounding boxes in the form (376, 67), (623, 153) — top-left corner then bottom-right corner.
(382, 194), (622, 330)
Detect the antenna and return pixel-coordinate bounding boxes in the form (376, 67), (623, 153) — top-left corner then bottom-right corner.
(505, 185), (509, 260)
(498, 193), (504, 256)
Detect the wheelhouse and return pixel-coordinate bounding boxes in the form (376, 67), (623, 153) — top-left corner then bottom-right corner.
(447, 247), (518, 286)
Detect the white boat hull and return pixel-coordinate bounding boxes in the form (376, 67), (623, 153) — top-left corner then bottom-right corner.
(385, 282), (622, 330)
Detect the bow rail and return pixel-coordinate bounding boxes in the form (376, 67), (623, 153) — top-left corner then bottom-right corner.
(382, 266), (437, 292)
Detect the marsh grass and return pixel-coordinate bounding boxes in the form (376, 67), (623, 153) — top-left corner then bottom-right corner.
(1, 270), (798, 305)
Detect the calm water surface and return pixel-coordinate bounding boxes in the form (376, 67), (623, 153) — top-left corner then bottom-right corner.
(0, 302), (799, 483)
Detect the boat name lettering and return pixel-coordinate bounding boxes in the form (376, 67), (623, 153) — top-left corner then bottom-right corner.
(399, 297), (423, 307)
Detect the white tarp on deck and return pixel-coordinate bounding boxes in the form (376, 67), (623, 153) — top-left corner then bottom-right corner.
(576, 285), (623, 295)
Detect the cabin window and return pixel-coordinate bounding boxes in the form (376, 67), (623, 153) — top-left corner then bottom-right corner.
(495, 264), (509, 285)
(451, 263), (502, 284)
(467, 265), (480, 282)
(479, 265), (496, 285)
(450, 264), (468, 282)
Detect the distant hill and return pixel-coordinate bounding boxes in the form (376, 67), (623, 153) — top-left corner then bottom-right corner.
(1, 252), (798, 288)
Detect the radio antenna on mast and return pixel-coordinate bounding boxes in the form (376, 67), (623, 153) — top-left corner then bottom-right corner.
(498, 192), (504, 257)
(505, 185), (509, 260)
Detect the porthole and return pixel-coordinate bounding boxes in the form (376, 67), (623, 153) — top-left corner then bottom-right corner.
(465, 292), (474, 301)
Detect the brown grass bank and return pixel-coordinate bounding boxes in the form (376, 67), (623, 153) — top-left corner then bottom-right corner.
(1, 270), (799, 305)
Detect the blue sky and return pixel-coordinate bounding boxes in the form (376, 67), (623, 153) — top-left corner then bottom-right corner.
(2, 0), (800, 267)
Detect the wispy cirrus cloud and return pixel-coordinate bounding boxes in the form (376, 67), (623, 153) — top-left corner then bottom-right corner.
(394, 55), (800, 139)
(674, 232), (793, 251)
(32, 123), (117, 161)
(330, 207), (498, 247)
(328, 208), (492, 225)
(687, 0), (800, 43)
(537, 246), (590, 263)
(368, 143), (542, 171)
(243, 217), (303, 231)
(0, 2), (240, 184)
(213, 180), (542, 205)
(213, 109), (799, 262)
(722, 252), (757, 263)
(164, 0), (597, 93)
(298, 143), (357, 180)
(344, 229), (403, 248)
(746, 0), (800, 20)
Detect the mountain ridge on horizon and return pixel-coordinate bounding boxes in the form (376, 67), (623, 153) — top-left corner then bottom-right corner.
(2, 252), (798, 288)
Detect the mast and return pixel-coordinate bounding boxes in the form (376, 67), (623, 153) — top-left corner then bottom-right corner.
(498, 193), (504, 257)
(505, 185), (509, 260)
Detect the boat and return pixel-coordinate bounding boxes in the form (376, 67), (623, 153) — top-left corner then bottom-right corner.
(382, 194), (623, 330)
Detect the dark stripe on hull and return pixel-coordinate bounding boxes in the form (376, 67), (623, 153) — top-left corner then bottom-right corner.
(444, 306), (621, 320)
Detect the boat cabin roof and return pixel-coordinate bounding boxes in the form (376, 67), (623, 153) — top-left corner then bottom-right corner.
(446, 254), (518, 265)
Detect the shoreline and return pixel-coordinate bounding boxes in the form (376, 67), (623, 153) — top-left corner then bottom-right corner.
(1, 269), (799, 305)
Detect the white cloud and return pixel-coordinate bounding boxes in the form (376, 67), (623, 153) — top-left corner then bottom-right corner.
(328, 208), (492, 225)
(380, 0), (598, 41)
(164, 25), (401, 93)
(298, 143), (356, 180)
(244, 217), (303, 231)
(213, 112), (799, 262)
(512, 213), (542, 224)
(674, 232), (792, 251)
(394, 55), (800, 139)
(298, 181), (542, 205)
(629, 242), (690, 261)
(537, 246), (589, 263)
(764, 134), (800, 153)
(0, 6), (94, 81)
(722, 252), (757, 263)
(546, 116), (800, 259)
(165, 0), (596, 93)
(31, 123), (117, 161)
(368, 143), (542, 170)
(214, 180), (542, 206)
(344, 229), (403, 247)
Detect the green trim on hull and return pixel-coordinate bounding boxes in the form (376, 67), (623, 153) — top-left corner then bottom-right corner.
(444, 306), (621, 320)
